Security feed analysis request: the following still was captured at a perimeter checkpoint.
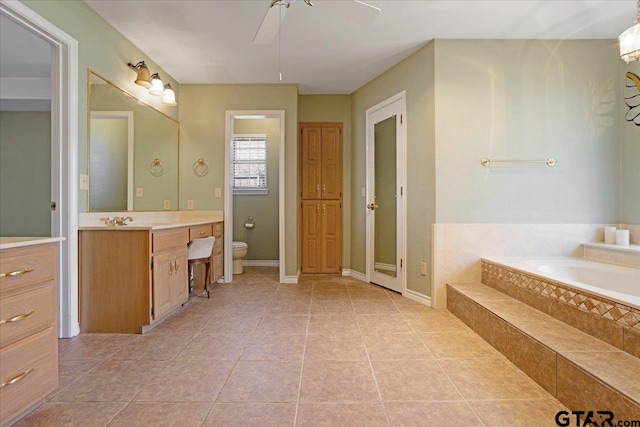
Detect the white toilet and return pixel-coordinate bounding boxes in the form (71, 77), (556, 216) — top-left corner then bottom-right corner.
(232, 241), (248, 274)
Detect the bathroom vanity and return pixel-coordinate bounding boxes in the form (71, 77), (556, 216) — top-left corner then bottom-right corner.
(0, 237), (62, 426)
(79, 216), (223, 334)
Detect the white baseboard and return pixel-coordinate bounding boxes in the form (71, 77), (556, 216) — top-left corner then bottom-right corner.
(242, 260), (279, 267)
(374, 262), (397, 272)
(281, 268), (300, 284)
(344, 269), (367, 282)
(404, 288), (432, 307)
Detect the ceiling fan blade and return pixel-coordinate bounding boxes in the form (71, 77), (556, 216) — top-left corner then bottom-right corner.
(312, 0), (381, 26)
(253, 2), (289, 45)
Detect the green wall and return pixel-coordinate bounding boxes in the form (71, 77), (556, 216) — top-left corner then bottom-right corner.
(232, 118), (280, 260)
(298, 95), (351, 269)
(620, 61), (640, 224)
(178, 84), (298, 276)
(0, 112), (51, 236)
(20, 0), (179, 213)
(351, 43), (436, 296)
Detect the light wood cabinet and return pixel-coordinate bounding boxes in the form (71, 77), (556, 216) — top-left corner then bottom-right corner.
(79, 221), (222, 334)
(299, 123), (343, 274)
(211, 222), (223, 283)
(0, 243), (58, 427)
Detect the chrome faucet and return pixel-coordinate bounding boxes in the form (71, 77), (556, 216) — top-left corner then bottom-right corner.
(104, 216), (134, 226)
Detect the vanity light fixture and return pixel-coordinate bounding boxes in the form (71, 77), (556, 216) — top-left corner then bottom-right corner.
(127, 61), (152, 88)
(149, 73), (164, 96)
(620, 0), (640, 63)
(162, 84), (177, 106)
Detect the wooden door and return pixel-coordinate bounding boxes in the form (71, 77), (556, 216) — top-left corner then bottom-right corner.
(300, 126), (322, 199)
(321, 126), (342, 200)
(152, 252), (173, 319)
(321, 201), (342, 273)
(171, 248), (189, 306)
(301, 201), (321, 273)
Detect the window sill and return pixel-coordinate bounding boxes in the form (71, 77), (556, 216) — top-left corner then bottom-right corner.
(233, 188), (269, 196)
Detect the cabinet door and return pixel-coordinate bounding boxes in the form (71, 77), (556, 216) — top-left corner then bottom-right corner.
(300, 126), (322, 199)
(152, 252), (173, 320)
(321, 201), (342, 273)
(321, 126), (342, 200)
(301, 201), (321, 273)
(171, 248), (189, 307)
(212, 253), (223, 282)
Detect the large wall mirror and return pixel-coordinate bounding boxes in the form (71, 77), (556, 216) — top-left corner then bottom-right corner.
(88, 71), (179, 211)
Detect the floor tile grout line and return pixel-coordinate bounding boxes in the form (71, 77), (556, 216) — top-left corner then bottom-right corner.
(292, 287), (313, 427)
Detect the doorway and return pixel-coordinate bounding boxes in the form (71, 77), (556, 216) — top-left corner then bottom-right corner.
(224, 111), (285, 283)
(0, 1), (79, 337)
(365, 91), (406, 293)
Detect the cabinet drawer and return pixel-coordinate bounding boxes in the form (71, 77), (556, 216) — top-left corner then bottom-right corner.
(189, 225), (212, 240)
(212, 222), (223, 237)
(0, 245), (55, 293)
(0, 327), (56, 425)
(0, 284), (56, 347)
(153, 228), (189, 253)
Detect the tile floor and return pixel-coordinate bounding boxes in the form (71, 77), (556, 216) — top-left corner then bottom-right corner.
(16, 267), (568, 426)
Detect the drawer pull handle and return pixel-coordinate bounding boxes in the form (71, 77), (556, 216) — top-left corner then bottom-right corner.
(199, 231), (205, 235)
(0, 368), (34, 388)
(0, 267), (35, 278)
(0, 309), (35, 325)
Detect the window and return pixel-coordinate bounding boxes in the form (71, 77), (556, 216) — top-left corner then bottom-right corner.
(232, 134), (268, 194)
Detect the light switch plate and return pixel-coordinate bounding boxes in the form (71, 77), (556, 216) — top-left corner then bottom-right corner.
(420, 262), (427, 276)
(136, 187), (143, 198)
(79, 174), (89, 190)
(215, 188), (222, 198)
(163, 200), (170, 210)
(187, 200), (194, 210)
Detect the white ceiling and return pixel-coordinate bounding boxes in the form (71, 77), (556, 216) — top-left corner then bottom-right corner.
(86, 0), (636, 94)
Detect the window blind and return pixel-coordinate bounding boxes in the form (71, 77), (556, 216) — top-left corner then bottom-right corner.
(232, 135), (267, 189)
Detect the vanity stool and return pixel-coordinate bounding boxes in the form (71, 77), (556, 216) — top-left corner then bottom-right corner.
(187, 236), (215, 298)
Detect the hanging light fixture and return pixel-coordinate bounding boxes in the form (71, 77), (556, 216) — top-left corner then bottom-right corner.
(619, 0), (640, 63)
(162, 84), (177, 106)
(149, 73), (164, 96)
(127, 61), (152, 88)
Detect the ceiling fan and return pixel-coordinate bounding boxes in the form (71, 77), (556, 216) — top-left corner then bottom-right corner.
(253, 0), (381, 45)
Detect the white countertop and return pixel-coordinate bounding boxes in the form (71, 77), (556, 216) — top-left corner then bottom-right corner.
(78, 219), (222, 231)
(78, 211), (223, 230)
(0, 236), (66, 250)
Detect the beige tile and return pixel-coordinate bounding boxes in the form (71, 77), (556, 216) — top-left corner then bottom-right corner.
(385, 401), (483, 427)
(297, 403), (388, 427)
(57, 334), (138, 361)
(448, 283), (510, 301)
(310, 299), (355, 315)
(556, 302), (625, 350)
(625, 328), (640, 358)
(12, 402), (125, 427)
(111, 334), (193, 361)
(135, 360), (234, 402)
(357, 314), (413, 334)
(217, 361), (302, 403)
(439, 357), (549, 400)
(469, 399), (568, 427)
(308, 314), (360, 335)
(300, 360), (379, 402)
(364, 333), (433, 360)
(146, 312), (212, 336)
(175, 333), (250, 361)
(347, 282), (385, 291)
(108, 402), (211, 427)
(471, 304), (507, 354)
(446, 286), (474, 327)
(203, 315), (262, 335)
(50, 359), (167, 402)
(504, 325), (557, 395)
(203, 403), (296, 426)
(348, 289), (390, 300)
(266, 298), (312, 314)
(372, 359), (462, 401)
(403, 311), (469, 333)
(352, 299), (399, 314)
(255, 314), (309, 335)
(557, 356), (640, 420)
(313, 281), (348, 291)
(393, 298), (432, 314)
(241, 334), (306, 361)
(276, 283), (314, 294)
(311, 289), (351, 301)
(57, 359), (99, 388)
(304, 333), (368, 361)
(419, 331), (502, 359)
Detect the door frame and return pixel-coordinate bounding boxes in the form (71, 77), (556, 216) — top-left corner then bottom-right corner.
(224, 110), (285, 284)
(365, 91), (406, 294)
(1, 0), (79, 337)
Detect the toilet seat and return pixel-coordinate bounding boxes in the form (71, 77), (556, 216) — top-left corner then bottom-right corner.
(232, 241), (248, 249)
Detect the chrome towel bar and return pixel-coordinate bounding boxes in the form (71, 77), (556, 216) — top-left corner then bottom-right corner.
(481, 158), (557, 167)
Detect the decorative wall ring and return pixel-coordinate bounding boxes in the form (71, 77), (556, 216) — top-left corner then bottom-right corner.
(193, 158), (208, 177)
(148, 158), (165, 176)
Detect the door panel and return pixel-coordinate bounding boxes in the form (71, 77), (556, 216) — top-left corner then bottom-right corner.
(321, 127), (342, 200)
(321, 201), (342, 273)
(301, 201), (321, 273)
(301, 127), (322, 199)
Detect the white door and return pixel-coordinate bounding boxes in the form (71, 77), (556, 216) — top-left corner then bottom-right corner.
(366, 92), (406, 293)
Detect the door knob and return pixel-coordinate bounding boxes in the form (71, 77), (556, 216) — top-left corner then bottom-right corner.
(367, 203), (379, 211)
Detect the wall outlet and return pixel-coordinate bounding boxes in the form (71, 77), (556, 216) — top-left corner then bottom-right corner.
(420, 262), (427, 276)
(79, 174), (89, 190)
(187, 200), (194, 210)
(215, 188), (222, 198)
(136, 187), (143, 198)
(163, 200), (170, 210)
